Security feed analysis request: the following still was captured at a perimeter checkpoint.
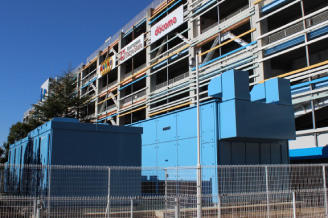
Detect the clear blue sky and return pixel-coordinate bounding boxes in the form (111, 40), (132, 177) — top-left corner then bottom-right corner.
(0, 0), (153, 145)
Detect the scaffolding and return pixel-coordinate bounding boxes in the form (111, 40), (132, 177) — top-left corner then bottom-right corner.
(71, 0), (328, 148)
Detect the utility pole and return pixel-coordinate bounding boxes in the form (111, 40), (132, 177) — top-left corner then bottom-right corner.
(196, 52), (202, 218)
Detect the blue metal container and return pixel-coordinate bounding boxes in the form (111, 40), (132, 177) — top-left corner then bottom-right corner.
(132, 69), (296, 196)
(7, 118), (143, 197)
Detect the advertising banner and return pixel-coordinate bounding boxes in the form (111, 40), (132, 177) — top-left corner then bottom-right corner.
(99, 55), (116, 77)
(150, 6), (184, 44)
(119, 34), (145, 64)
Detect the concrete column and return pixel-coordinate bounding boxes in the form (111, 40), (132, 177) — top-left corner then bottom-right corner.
(146, 8), (152, 119)
(95, 54), (100, 121)
(252, 1), (268, 82)
(188, 0), (200, 106)
(117, 32), (124, 125)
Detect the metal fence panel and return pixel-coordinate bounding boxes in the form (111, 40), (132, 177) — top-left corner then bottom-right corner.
(2, 164), (328, 217)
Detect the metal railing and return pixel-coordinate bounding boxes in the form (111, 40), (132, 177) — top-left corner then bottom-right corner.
(2, 164), (328, 217)
(263, 9), (328, 46)
(120, 89), (147, 106)
(169, 72), (189, 85)
(98, 80), (118, 94)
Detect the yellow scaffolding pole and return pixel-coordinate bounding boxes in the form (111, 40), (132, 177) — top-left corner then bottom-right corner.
(118, 105), (147, 118)
(258, 59), (328, 84)
(149, 101), (191, 117)
(97, 93), (118, 105)
(253, 0), (264, 5)
(149, 0), (178, 21)
(199, 28), (256, 57)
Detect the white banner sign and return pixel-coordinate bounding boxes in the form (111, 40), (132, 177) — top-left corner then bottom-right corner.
(151, 6), (184, 44)
(98, 55), (116, 78)
(119, 34), (144, 64)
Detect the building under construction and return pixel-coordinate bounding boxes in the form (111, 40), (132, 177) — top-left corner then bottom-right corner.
(68, 0), (328, 157)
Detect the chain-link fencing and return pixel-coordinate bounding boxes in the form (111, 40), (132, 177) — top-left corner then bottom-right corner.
(1, 164), (328, 217)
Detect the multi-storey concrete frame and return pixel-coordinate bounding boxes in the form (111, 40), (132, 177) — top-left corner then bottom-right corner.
(75, 0), (328, 150)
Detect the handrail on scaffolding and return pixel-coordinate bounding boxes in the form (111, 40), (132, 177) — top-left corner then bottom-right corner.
(200, 28), (256, 57)
(259, 59), (328, 84)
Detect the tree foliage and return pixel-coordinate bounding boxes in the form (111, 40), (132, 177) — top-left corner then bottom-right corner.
(0, 143), (9, 163)
(2, 70), (88, 163)
(33, 71), (88, 122)
(0, 120), (41, 163)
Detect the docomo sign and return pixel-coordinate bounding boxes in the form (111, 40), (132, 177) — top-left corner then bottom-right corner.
(119, 34), (144, 64)
(151, 6), (184, 44)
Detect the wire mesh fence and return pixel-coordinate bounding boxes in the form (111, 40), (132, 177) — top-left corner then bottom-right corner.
(1, 164), (328, 217)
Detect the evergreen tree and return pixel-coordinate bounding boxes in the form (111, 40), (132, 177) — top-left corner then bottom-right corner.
(0, 143), (9, 163)
(34, 71), (88, 122)
(0, 120), (41, 163)
(2, 69), (88, 163)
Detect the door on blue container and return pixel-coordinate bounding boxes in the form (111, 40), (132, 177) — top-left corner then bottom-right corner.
(158, 142), (177, 169)
(178, 138), (197, 167)
(40, 134), (50, 195)
(31, 137), (42, 195)
(142, 145), (158, 168)
(140, 120), (157, 145)
(177, 108), (196, 139)
(200, 103), (216, 144)
(14, 146), (22, 193)
(142, 145), (161, 195)
(158, 142), (177, 195)
(201, 142), (217, 197)
(8, 148), (16, 193)
(5, 147), (14, 194)
(21, 139), (33, 195)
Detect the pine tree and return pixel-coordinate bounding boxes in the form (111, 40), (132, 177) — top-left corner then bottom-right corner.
(2, 69), (89, 163)
(0, 120), (41, 163)
(33, 71), (88, 122)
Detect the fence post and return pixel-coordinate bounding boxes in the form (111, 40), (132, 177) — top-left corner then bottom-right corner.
(265, 166), (270, 218)
(165, 168), (168, 214)
(36, 199), (41, 218)
(47, 165), (51, 218)
(217, 194), (221, 218)
(292, 192), (296, 218)
(33, 199), (41, 218)
(175, 197), (180, 218)
(33, 198), (37, 218)
(322, 165), (328, 217)
(106, 167), (111, 218)
(130, 198), (134, 218)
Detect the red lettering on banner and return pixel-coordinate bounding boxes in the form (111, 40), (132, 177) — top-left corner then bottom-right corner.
(120, 49), (125, 61)
(154, 17), (177, 36)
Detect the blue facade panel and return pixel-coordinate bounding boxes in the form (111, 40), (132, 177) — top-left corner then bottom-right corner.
(264, 36), (305, 56)
(308, 25), (328, 40)
(290, 146), (328, 160)
(264, 25), (328, 57)
(262, 0), (290, 14)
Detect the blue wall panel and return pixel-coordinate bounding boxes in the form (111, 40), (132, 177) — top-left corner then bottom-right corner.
(142, 145), (158, 168)
(157, 115), (177, 143)
(176, 108), (196, 139)
(135, 101), (219, 168)
(178, 138), (197, 166)
(139, 120), (157, 145)
(201, 103), (217, 143)
(158, 142), (177, 168)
